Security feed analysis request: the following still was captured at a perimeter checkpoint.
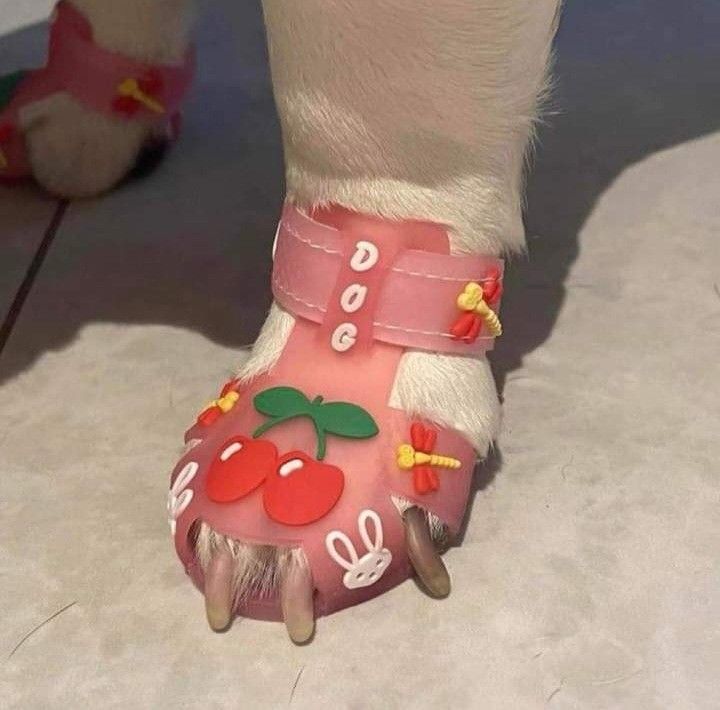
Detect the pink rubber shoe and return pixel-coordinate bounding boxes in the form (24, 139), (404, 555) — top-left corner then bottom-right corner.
(0, 1), (194, 181)
(169, 203), (504, 620)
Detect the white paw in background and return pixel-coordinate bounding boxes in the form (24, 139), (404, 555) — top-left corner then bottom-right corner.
(326, 509), (392, 590)
(167, 461), (198, 535)
(21, 94), (149, 197)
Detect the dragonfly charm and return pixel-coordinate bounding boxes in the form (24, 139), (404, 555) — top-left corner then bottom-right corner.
(113, 71), (166, 116)
(450, 269), (503, 343)
(196, 378), (241, 427)
(397, 422), (461, 494)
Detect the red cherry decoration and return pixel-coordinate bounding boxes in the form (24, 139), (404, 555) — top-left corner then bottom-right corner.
(263, 451), (344, 526)
(206, 436), (278, 503)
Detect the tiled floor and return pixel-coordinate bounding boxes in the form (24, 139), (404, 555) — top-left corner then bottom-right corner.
(1, 2), (719, 709)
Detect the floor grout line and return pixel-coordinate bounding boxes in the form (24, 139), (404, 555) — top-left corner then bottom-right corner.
(0, 199), (69, 356)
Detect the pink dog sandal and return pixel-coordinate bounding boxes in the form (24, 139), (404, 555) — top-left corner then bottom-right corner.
(168, 202), (504, 630)
(0, 1), (194, 181)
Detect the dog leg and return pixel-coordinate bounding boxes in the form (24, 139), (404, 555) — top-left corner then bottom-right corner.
(197, 0), (562, 634)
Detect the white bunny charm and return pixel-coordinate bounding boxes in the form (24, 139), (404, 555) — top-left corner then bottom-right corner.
(325, 509), (393, 590)
(167, 461), (198, 535)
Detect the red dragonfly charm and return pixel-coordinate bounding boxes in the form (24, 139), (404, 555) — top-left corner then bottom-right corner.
(196, 378), (241, 427)
(450, 266), (503, 344)
(397, 422), (461, 495)
(112, 70), (166, 117)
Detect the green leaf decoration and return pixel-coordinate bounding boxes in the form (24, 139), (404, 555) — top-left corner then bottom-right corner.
(0, 70), (26, 112)
(252, 386), (379, 459)
(314, 402), (379, 439)
(254, 387), (311, 418)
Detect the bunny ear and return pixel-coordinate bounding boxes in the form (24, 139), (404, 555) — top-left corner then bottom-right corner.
(358, 509), (384, 553)
(171, 461), (199, 496)
(325, 531), (360, 571)
(170, 489), (194, 519)
(167, 488), (194, 535)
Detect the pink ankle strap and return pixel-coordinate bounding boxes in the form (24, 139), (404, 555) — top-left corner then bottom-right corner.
(272, 204), (504, 356)
(0, 1), (194, 179)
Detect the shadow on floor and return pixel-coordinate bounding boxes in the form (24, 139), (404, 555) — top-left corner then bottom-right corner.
(494, 0), (720, 393)
(0, 0), (284, 380)
(1, 0), (719, 392)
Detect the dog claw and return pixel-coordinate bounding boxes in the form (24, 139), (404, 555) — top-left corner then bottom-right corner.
(204, 546), (235, 631)
(403, 506), (451, 598)
(280, 553), (315, 644)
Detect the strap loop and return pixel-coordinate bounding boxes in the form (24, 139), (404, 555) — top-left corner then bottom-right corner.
(272, 203), (504, 356)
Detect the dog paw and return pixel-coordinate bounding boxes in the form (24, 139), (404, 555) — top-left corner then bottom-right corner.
(193, 505), (451, 644)
(21, 93), (154, 197)
(168, 306), (500, 643)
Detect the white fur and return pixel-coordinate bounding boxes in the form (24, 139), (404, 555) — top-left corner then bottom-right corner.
(389, 352), (500, 453)
(262, 0), (561, 255)
(22, 0), (194, 197)
(237, 303), (295, 384)
(22, 95), (149, 197)
(195, 522), (307, 602)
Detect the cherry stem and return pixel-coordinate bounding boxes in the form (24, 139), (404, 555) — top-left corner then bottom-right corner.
(313, 420), (327, 461)
(252, 414), (296, 440)
(252, 413), (328, 461)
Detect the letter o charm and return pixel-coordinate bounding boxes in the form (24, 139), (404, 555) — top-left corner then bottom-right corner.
(350, 241), (380, 272)
(340, 284), (368, 314)
(331, 323), (358, 352)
